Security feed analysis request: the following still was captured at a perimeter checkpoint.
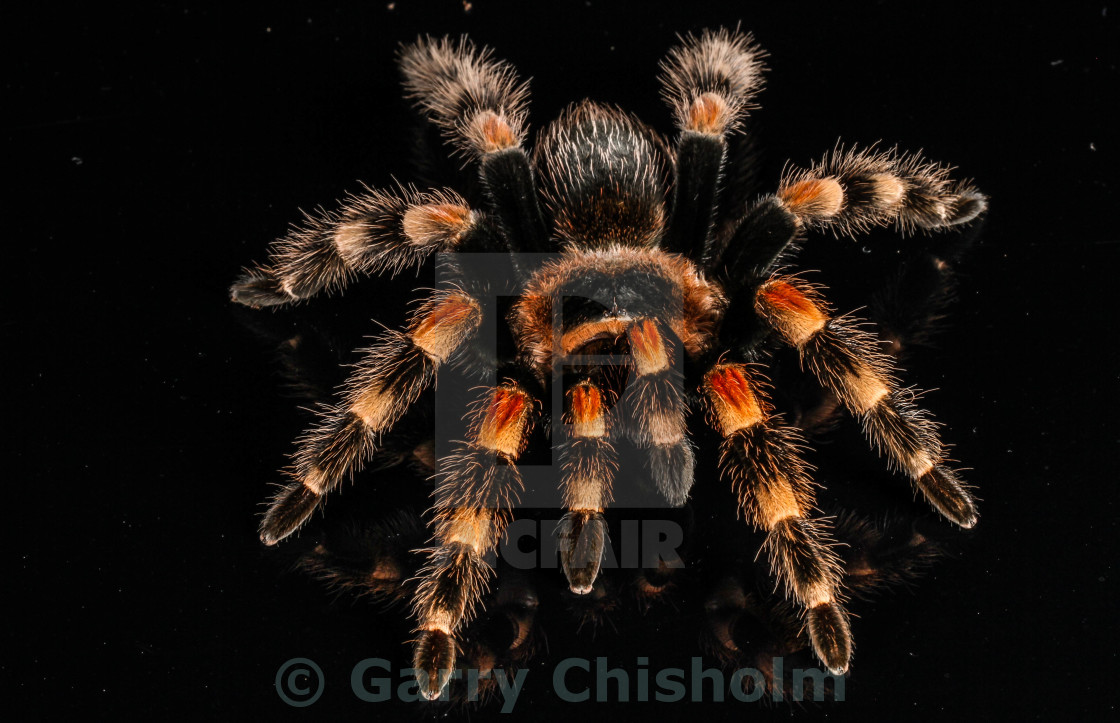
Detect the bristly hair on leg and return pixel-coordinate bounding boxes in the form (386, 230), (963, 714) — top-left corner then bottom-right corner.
(890, 150), (987, 232)
(658, 26), (768, 136)
(230, 184), (477, 308)
(755, 276), (979, 528)
(657, 27), (767, 257)
(777, 144), (989, 237)
(399, 35), (531, 161)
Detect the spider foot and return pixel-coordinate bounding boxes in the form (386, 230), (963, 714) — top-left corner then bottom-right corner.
(807, 601), (852, 675)
(558, 511), (607, 594)
(917, 465), (979, 529)
(259, 480), (320, 545)
(414, 628), (456, 701)
(230, 268), (289, 308)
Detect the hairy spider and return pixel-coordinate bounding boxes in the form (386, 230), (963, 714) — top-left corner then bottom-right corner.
(231, 28), (985, 700)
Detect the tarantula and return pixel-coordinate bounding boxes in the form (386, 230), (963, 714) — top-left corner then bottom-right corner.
(231, 28), (985, 700)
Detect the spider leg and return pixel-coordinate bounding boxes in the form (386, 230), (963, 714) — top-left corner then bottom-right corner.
(658, 28), (767, 258)
(776, 144), (987, 237)
(230, 186), (479, 307)
(259, 289), (483, 545)
(754, 275), (979, 528)
(708, 195), (800, 294)
(622, 319), (695, 506)
(400, 36), (548, 253)
(452, 569), (541, 703)
(557, 377), (617, 593)
(702, 362), (851, 674)
(795, 224), (979, 433)
(412, 381), (536, 700)
(704, 577), (813, 701)
(707, 145), (986, 310)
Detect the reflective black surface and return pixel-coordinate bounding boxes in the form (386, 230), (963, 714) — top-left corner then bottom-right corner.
(8, 1), (1115, 719)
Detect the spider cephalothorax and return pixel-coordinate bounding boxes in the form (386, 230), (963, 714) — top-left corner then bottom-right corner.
(232, 28), (984, 699)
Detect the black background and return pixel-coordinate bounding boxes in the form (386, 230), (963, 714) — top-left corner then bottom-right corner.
(6, 1), (1116, 720)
